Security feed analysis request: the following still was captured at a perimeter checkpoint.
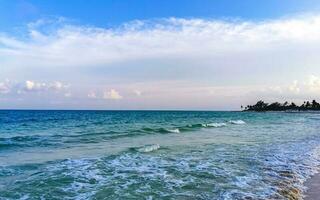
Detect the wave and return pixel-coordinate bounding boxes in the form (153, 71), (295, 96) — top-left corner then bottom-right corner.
(141, 127), (180, 134)
(0, 135), (61, 150)
(0, 135), (42, 149)
(140, 122), (228, 135)
(229, 120), (246, 125)
(135, 144), (161, 153)
(0, 120), (247, 150)
(203, 122), (227, 128)
(180, 123), (224, 130)
(167, 128), (180, 133)
(65, 122), (230, 144)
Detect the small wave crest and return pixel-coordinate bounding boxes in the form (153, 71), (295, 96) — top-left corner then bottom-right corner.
(203, 123), (227, 128)
(186, 122), (227, 129)
(135, 144), (160, 153)
(167, 128), (180, 133)
(140, 122), (228, 135)
(229, 120), (246, 125)
(141, 127), (180, 134)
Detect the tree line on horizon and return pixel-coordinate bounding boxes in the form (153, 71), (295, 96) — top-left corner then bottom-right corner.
(243, 100), (320, 111)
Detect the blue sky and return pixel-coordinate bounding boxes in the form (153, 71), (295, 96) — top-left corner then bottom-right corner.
(1, 0), (320, 110)
(1, 0), (320, 30)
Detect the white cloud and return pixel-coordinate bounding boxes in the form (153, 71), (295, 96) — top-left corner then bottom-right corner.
(87, 91), (97, 99)
(133, 90), (142, 96)
(1, 14), (320, 71)
(0, 80), (68, 94)
(288, 80), (300, 94)
(250, 75), (320, 102)
(0, 81), (10, 94)
(1, 15), (320, 108)
(24, 80), (46, 91)
(49, 81), (68, 91)
(21, 80), (68, 93)
(103, 89), (123, 100)
(25, 80), (34, 90)
(281, 75), (320, 95)
(305, 75), (320, 91)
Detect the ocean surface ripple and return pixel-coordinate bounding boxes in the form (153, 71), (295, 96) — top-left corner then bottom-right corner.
(0, 110), (320, 199)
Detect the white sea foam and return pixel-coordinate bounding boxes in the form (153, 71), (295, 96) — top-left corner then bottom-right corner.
(167, 128), (180, 133)
(204, 123), (227, 128)
(5, 139), (320, 200)
(136, 144), (161, 153)
(229, 120), (246, 125)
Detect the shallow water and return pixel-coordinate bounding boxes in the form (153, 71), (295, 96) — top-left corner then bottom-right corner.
(0, 110), (320, 199)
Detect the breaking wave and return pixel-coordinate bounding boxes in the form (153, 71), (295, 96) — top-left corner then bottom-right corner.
(203, 122), (227, 127)
(0, 120), (247, 150)
(229, 120), (246, 125)
(135, 144), (161, 153)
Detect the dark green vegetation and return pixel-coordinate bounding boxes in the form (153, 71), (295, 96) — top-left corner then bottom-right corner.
(243, 100), (320, 111)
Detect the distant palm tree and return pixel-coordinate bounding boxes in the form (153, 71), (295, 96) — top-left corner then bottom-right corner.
(311, 100), (320, 109)
(306, 101), (311, 108)
(244, 100), (320, 111)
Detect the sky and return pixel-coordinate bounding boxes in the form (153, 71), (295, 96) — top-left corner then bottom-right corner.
(1, 0), (320, 110)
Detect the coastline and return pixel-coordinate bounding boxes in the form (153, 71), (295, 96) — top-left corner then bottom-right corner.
(304, 173), (320, 200)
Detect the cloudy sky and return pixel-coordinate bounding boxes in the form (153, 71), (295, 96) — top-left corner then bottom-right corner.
(1, 0), (320, 110)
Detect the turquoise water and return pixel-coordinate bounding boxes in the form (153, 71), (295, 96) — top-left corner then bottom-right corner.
(0, 111), (320, 199)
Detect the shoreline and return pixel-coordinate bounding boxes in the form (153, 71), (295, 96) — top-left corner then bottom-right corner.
(304, 173), (320, 200)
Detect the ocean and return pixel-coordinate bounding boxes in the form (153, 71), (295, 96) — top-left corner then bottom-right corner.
(0, 110), (320, 199)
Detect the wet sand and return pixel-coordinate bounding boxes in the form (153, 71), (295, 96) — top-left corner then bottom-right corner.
(304, 173), (320, 200)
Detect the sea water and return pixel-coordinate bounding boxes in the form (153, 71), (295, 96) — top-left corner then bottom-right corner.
(0, 110), (320, 199)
